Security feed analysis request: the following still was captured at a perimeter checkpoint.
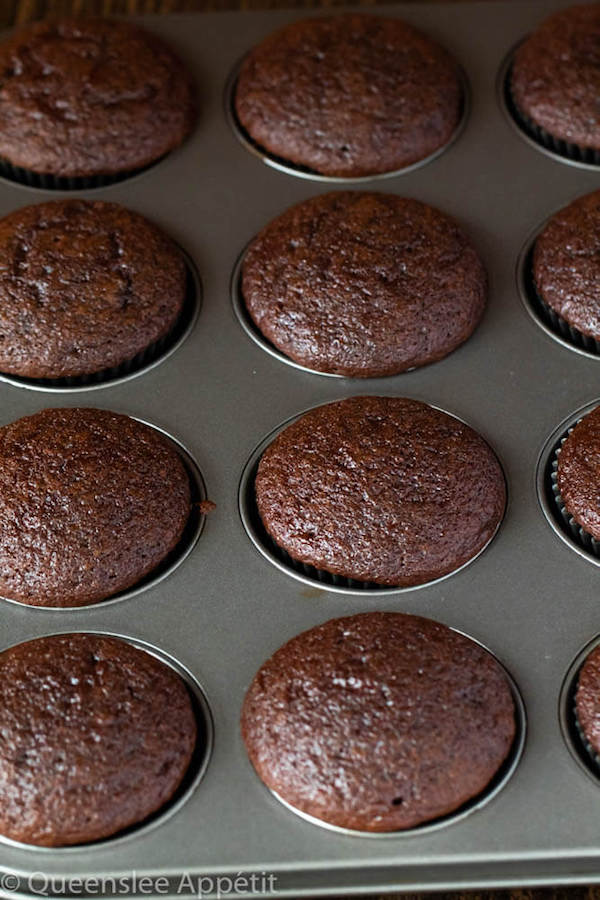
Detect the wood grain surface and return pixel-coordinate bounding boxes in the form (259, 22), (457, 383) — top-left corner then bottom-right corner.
(0, 0), (596, 898)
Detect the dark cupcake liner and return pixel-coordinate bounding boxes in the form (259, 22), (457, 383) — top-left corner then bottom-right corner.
(522, 245), (600, 356)
(550, 434), (600, 559)
(0, 155), (165, 192)
(504, 65), (600, 166)
(0, 260), (199, 391)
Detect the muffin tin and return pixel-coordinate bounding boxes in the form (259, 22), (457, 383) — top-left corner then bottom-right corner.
(1, 0), (600, 894)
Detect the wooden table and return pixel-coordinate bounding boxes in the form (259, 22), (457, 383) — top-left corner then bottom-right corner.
(0, 1), (597, 899)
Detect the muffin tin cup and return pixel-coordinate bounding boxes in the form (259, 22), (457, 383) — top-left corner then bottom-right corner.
(537, 401), (600, 566)
(0, 417), (209, 611)
(0, 631), (214, 854)
(239, 399), (507, 595)
(516, 228), (600, 360)
(224, 55), (471, 183)
(0, 249), (202, 393)
(0, 156), (167, 192)
(262, 629), (526, 838)
(498, 47), (600, 171)
(560, 635), (600, 789)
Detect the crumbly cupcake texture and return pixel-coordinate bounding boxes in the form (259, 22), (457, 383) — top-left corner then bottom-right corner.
(0, 18), (196, 178)
(557, 405), (600, 541)
(0, 633), (197, 846)
(533, 190), (600, 340)
(576, 643), (600, 758)
(242, 192), (487, 377)
(511, 4), (600, 151)
(242, 611), (516, 832)
(0, 408), (191, 608)
(0, 200), (187, 380)
(235, 14), (463, 177)
(255, 396), (506, 586)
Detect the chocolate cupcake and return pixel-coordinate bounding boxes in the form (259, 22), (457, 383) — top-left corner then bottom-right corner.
(575, 643), (600, 763)
(0, 200), (188, 382)
(241, 192), (486, 377)
(0, 633), (197, 846)
(242, 612), (516, 832)
(556, 404), (600, 541)
(532, 190), (600, 345)
(0, 18), (196, 186)
(0, 408), (192, 608)
(510, 4), (600, 161)
(255, 396), (506, 587)
(234, 14), (463, 177)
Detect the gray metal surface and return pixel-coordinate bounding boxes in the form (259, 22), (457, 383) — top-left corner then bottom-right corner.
(0, 1), (599, 894)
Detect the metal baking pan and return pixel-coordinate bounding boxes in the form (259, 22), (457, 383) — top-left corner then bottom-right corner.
(1, 0), (600, 894)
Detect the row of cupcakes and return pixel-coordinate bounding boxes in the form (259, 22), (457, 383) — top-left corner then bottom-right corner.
(1, 395), (600, 612)
(3, 611), (600, 847)
(0, 186), (598, 393)
(0, 6), (597, 189)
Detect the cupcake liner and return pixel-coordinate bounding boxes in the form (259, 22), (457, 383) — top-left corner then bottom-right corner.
(505, 66), (600, 166)
(549, 433), (600, 558)
(523, 247), (600, 356)
(0, 155), (163, 191)
(0, 262), (198, 391)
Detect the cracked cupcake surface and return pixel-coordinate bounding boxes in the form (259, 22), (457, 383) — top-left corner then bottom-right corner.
(0, 18), (196, 178)
(235, 14), (463, 177)
(0, 633), (197, 846)
(241, 612), (516, 832)
(0, 200), (186, 379)
(0, 408), (191, 607)
(242, 192), (486, 377)
(255, 396), (506, 587)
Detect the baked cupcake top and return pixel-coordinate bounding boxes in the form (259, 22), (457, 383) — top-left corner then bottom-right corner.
(0, 633), (196, 846)
(511, 4), (600, 150)
(0, 18), (196, 177)
(576, 643), (600, 757)
(242, 192), (486, 377)
(557, 405), (600, 541)
(255, 396), (506, 586)
(235, 14), (463, 177)
(533, 190), (600, 339)
(0, 408), (191, 607)
(242, 612), (516, 832)
(0, 200), (187, 380)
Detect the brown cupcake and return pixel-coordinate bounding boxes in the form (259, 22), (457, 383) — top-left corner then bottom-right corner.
(234, 14), (463, 177)
(255, 396), (506, 587)
(241, 192), (486, 377)
(0, 200), (187, 380)
(242, 612), (516, 832)
(0, 18), (196, 180)
(511, 5), (600, 153)
(0, 633), (197, 847)
(533, 190), (600, 340)
(576, 643), (600, 759)
(0, 408), (191, 608)
(557, 405), (600, 541)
